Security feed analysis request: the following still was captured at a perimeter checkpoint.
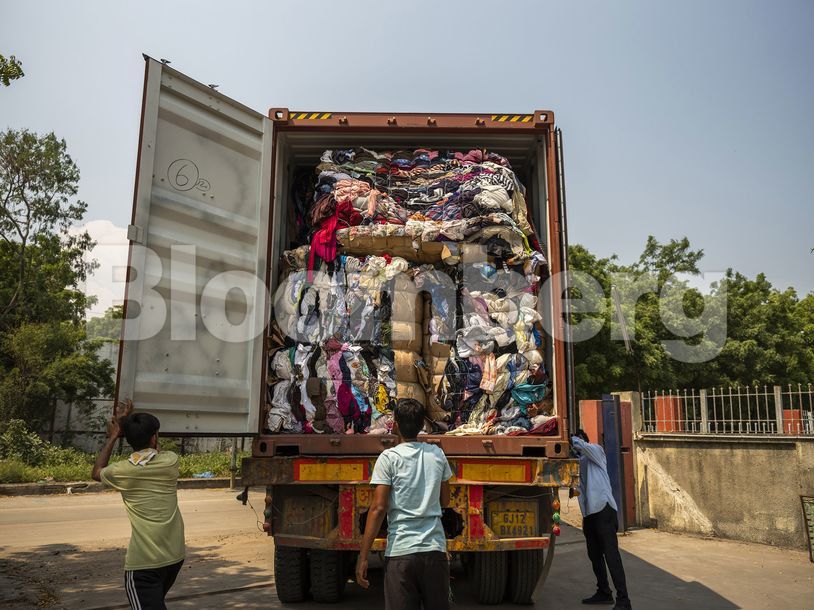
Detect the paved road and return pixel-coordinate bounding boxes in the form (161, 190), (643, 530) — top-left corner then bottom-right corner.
(0, 489), (811, 609)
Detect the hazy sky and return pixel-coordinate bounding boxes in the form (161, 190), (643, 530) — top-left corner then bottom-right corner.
(2, 0), (813, 310)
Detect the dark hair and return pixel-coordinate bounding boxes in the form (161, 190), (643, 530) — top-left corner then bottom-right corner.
(394, 399), (425, 440)
(576, 428), (590, 443)
(122, 413), (160, 450)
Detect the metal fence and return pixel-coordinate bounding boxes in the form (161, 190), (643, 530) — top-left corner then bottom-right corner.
(640, 384), (814, 435)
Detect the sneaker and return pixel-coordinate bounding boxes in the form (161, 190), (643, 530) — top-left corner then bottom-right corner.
(582, 591), (615, 605)
(613, 599), (632, 609)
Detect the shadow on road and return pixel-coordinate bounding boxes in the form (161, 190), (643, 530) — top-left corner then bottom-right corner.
(0, 524), (742, 610)
(541, 543), (739, 610)
(0, 539), (271, 609)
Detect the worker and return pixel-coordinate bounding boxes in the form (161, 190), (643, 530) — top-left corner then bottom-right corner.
(92, 400), (185, 610)
(571, 429), (631, 609)
(355, 398), (453, 610)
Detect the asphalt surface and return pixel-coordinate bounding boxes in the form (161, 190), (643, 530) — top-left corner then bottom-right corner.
(0, 488), (811, 609)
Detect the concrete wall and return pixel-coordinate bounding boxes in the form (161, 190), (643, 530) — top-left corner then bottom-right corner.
(632, 433), (814, 550)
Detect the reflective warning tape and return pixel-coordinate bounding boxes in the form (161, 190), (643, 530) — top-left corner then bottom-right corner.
(290, 112), (333, 120)
(491, 114), (534, 123)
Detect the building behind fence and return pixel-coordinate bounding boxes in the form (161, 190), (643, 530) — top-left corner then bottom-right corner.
(608, 389), (814, 550)
(640, 384), (813, 435)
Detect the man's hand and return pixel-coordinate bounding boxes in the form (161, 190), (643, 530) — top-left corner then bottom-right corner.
(93, 400), (132, 482)
(106, 399), (133, 439)
(355, 555), (369, 589)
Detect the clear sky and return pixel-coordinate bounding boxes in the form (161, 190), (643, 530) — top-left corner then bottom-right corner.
(1, 0), (812, 308)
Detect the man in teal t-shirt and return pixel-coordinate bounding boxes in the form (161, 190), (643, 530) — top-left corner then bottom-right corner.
(356, 398), (453, 610)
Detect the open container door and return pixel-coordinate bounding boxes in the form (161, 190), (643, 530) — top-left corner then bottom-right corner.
(116, 56), (272, 435)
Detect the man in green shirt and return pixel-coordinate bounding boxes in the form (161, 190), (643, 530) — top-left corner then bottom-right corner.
(92, 400), (185, 610)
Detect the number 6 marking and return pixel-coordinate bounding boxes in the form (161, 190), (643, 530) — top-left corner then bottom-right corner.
(168, 159), (210, 193)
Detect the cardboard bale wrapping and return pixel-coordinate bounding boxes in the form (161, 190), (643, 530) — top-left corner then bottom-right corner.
(394, 350), (423, 384)
(396, 381), (426, 404)
(391, 274), (423, 324)
(339, 234), (445, 264)
(337, 233), (386, 256)
(427, 341), (451, 373)
(391, 321), (422, 352)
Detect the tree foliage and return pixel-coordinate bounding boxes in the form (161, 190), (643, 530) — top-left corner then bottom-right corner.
(0, 129), (112, 431)
(0, 54), (24, 87)
(569, 237), (814, 399)
(0, 322), (113, 429)
(86, 305), (124, 342)
(1, 129), (92, 326)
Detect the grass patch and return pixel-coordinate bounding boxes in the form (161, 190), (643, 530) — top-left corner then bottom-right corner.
(0, 450), (249, 484)
(0, 460), (36, 483)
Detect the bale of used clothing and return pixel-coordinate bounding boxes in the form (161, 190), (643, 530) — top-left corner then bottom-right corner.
(391, 275), (423, 325)
(265, 146), (552, 437)
(393, 350), (423, 384)
(396, 381), (426, 404)
(391, 321), (422, 352)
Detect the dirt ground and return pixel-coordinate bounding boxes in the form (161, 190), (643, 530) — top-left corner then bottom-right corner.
(0, 488), (811, 609)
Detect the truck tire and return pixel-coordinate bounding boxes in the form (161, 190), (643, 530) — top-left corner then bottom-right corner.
(471, 551), (508, 605)
(274, 546), (309, 603)
(310, 550), (346, 603)
(507, 549), (545, 604)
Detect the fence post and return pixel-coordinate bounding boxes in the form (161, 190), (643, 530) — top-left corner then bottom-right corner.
(229, 438), (238, 489)
(699, 389), (708, 433)
(773, 386), (784, 434)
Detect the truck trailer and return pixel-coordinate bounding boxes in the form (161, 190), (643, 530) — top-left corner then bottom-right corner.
(116, 55), (579, 605)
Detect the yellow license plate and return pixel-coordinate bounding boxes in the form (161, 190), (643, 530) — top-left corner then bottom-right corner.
(294, 460), (366, 482)
(489, 506), (539, 538)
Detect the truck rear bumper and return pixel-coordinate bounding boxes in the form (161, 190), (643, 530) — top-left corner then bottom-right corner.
(242, 456), (578, 487)
(251, 434), (571, 459)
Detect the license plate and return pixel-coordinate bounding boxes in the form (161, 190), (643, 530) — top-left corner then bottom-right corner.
(490, 511), (538, 537)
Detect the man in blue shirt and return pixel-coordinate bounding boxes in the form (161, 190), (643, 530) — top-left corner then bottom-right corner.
(356, 399), (452, 610)
(572, 429), (631, 609)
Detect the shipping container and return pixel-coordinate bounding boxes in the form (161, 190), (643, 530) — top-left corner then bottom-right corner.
(117, 56), (579, 605)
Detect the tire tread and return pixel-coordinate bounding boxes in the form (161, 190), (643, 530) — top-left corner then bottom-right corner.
(274, 546), (309, 603)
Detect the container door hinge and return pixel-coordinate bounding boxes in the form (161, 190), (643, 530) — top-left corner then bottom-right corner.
(127, 224), (145, 244)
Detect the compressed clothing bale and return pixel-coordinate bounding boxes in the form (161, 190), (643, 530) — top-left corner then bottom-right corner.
(391, 275), (423, 324)
(391, 321), (422, 352)
(394, 350), (423, 384)
(396, 381), (426, 404)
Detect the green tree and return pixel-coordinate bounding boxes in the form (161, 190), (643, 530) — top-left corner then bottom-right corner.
(0, 129), (92, 326)
(0, 129), (112, 431)
(0, 54), (24, 87)
(0, 322), (113, 430)
(709, 272), (814, 386)
(86, 305), (124, 341)
(569, 237), (814, 399)
(568, 237), (707, 398)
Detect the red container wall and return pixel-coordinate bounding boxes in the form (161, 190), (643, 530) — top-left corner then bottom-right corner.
(655, 396), (684, 432)
(579, 400), (603, 444)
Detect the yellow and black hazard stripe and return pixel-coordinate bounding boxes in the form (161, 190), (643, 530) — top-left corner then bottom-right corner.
(289, 112), (333, 120)
(491, 114), (534, 123)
